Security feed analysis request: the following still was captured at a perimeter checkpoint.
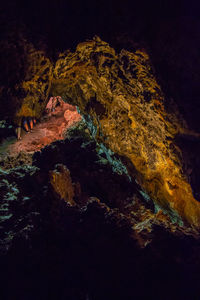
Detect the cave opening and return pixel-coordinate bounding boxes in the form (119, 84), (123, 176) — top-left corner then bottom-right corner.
(0, 96), (82, 157)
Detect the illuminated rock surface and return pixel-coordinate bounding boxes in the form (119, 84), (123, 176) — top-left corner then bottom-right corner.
(49, 164), (75, 206)
(0, 130), (200, 300)
(1, 30), (200, 299)
(1, 35), (200, 227)
(51, 36), (200, 227)
(9, 102), (81, 153)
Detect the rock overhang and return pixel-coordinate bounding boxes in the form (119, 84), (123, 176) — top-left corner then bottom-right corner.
(2, 35), (200, 228)
(50, 36), (200, 228)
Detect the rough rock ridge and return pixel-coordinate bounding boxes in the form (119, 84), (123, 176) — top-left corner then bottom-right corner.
(1, 35), (200, 227)
(51, 36), (200, 227)
(1, 132), (200, 300)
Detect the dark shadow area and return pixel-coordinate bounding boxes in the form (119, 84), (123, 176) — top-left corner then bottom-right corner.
(1, 136), (200, 300)
(175, 133), (200, 202)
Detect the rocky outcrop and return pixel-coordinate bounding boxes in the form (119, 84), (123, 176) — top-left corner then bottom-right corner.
(0, 151), (33, 170)
(1, 5), (200, 299)
(1, 34), (200, 228)
(0, 164), (40, 253)
(1, 131), (200, 300)
(49, 164), (75, 206)
(0, 32), (53, 126)
(14, 46), (53, 125)
(50, 36), (200, 228)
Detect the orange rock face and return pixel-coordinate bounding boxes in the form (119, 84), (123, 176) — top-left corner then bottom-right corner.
(4, 35), (200, 228)
(50, 36), (200, 228)
(8, 102), (82, 154)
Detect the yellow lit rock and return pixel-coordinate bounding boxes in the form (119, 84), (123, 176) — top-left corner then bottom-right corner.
(14, 44), (53, 125)
(51, 36), (200, 228)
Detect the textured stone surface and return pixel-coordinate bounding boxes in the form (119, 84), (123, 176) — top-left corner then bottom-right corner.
(8, 102), (81, 153)
(1, 4), (200, 298)
(1, 131), (200, 300)
(1, 34), (200, 227)
(51, 36), (200, 227)
(14, 46), (53, 124)
(49, 164), (75, 206)
(0, 164), (40, 253)
(0, 33), (53, 126)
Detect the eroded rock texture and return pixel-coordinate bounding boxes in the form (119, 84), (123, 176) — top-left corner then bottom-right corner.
(14, 47), (52, 124)
(50, 36), (200, 227)
(1, 35), (200, 228)
(1, 131), (200, 300)
(0, 32), (53, 125)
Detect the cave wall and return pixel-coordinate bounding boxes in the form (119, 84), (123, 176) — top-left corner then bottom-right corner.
(14, 47), (53, 124)
(50, 36), (200, 228)
(1, 31), (200, 228)
(0, 32), (53, 125)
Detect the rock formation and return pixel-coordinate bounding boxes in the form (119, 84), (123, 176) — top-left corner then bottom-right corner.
(1, 2), (200, 298)
(1, 128), (200, 300)
(49, 164), (75, 206)
(0, 32), (53, 126)
(50, 36), (200, 228)
(1, 35), (200, 228)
